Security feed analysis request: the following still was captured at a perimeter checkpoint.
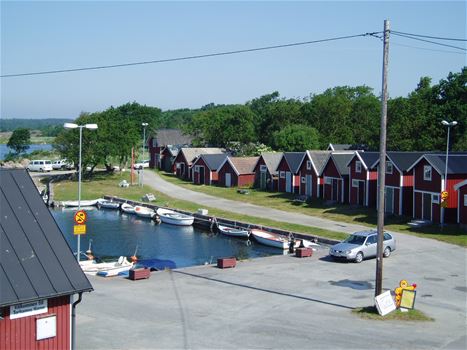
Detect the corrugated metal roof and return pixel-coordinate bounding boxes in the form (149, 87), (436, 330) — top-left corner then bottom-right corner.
(0, 169), (93, 307)
(229, 157), (259, 174)
(153, 129), (193, 147)
(258, 153), (283, 175)
(283, 152), (306, 173)
(199, 153), (229, 171)
(181, 148), (225, 165)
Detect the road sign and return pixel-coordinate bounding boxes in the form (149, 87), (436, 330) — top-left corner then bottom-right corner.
(441, 191), (449, 200)
(74, 210), (87, 225)
(73, 225), (86, 235)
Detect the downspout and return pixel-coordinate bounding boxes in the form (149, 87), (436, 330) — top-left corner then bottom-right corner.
(72, 292), (83, 350)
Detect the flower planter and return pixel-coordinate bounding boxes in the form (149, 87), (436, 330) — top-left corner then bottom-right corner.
(295, 247), (313, 258)
(129, 267), (151, 280)
(217, 257), (236, 269)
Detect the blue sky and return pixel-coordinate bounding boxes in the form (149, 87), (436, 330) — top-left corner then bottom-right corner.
(1, 1), (465, 119)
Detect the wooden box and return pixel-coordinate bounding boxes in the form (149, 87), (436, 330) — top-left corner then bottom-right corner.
(296, 247), (313, 258)
(217, 257), (236, 269)
(129, 267), (151, 280)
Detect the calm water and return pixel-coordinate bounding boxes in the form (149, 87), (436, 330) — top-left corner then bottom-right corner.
(0, 144), (53, 160)
(51, 208), (284, 268)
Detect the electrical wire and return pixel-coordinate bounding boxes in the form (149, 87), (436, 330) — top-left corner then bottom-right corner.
(391, 30), (467, 42)
(392, 32), (466, 51)
(0, 32), (381, 78)
(391, 41), (465, 55)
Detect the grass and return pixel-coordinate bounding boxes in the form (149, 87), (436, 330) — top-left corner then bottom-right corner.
(158, 171), (467, 246)
(352, 306), (433, 321)
(50, 171), (348, 241)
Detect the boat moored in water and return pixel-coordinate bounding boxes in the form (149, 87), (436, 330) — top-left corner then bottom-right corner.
(250, 229), (289, 249)
(60, 199), (98, 207)
(80, 256), (133, 277)
(121, 202), (136, 214)
(97, 198), (121, 209)
(218, 224), (250, 238)
(134, 205), (156, 219)
(156, 208), (194, 226)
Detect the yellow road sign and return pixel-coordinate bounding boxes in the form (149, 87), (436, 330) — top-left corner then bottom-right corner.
(73, 224), (86, 235)
(74, 210), (87, 225)
(441, 191), (449, 200)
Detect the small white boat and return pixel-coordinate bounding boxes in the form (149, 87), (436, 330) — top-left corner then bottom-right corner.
(218, 224), (250, 238)
(61, 199), (98, 207)
(80, 256), (133, 277)
(97, 198), (120, 209)
(121, 202), (136, 214)
(134, 205), (155, 219)
(250, 229), (290, 249)
(156, 208), (194, 226)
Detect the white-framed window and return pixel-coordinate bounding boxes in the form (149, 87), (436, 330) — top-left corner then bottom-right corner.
(432, 194), (440, 204)
(194, 165), (200, 172)
(386, 161), (393, 174)
(176, 163), (181, 169)
(280, 171), (285, 178)
(423, 165), (432, 181)
(260, 165), (267, 172)
(306, 160), (312, 170)
(356, 161), (362, 173)
(352, 179), (359, 188)
(325, 177), (332, 185)
(301, 177), (306, 183)
(464, 194), (467, 206)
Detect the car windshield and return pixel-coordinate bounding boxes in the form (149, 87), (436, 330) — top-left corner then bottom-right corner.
(344, 235), (366, 245)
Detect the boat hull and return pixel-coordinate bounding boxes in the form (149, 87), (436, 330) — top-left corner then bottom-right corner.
(121, 203), (136, 214)
(134, 206), (155, 218)
(97, 199), (120, 209)
(218, 225), (250, 238)
(61, 199), (98, 207)
(250, 229), (289, 249)
(157, 208), (194, 226)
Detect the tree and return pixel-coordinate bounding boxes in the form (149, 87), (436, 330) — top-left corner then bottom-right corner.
(7, 128), (31, 154)
(272, 124), (320, 152)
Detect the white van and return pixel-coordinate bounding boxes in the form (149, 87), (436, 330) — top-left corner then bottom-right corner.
(27, 160), (53, 172)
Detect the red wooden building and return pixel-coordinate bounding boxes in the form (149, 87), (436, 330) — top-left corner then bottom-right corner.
(408, 154), (467, 224)
(160, 146), (180, 173)
(347, 152), (379, 207)
(191, 153), (228, 185)
(173, 147), (225, 181)
(147, 129), (193, 169)
(321, 152), (354, 203)
(276, 152), (306, 194)
(454, 179), (467, 226)
(297, 151), (330, 200)
(253, 153), (283, 191)
(371, 152), (424, 216)
(217, 156), (259, 188)
(0, 169), (93, 350)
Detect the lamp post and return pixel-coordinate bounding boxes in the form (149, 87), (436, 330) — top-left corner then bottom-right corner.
(141, 122), (148, 187)
(64, 122), (98, 261)
(441, 120), (457, 225)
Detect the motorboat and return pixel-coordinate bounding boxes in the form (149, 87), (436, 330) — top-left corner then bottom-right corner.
(134, 205), (156, 219)
(60, 199), (98, 207)
(250, 229), (290, 249)
(156, 208), (194, 226)
(97, 198), (121, 209)
(218, 224), (250, 238)
(80, 256), (133, 277)
(121, 202), (136, 214)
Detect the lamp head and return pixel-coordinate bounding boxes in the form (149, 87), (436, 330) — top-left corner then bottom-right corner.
(64, 123), (78, 129)
(442, 120), (458, 127)
(142, 122), (148, 127)
(85, 124), (98, 130)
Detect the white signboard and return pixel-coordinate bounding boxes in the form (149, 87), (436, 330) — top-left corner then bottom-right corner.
(10, 300), (48, 320)
(375, 290), (396, 316)
(36, 315), (56, 340)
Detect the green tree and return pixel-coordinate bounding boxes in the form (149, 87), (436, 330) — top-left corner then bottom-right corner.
(272, 124), (320, 152)
(7, 128), (31, 154)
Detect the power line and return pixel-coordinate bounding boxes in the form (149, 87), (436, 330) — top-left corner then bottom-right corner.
(391, 30), (467, 42)
(392, 32), (466, 51)
(391, 41), (465, 55)
(1, 32), (381, 78)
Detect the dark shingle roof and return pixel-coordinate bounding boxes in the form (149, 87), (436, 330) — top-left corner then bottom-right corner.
(423, 154), (467, 175)
(153, 129), (193, 147)
(198, 153), (229, 171)
(258, 153), (283, 175)
(283, 152), (306, 173)
(371, 152), (426, 172)
(331, 153), (355, 176)
(0, 169), (93, 307)
(307, 151), (331, 175)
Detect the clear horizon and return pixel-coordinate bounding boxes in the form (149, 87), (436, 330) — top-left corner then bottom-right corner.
(1, 1), (465, 119)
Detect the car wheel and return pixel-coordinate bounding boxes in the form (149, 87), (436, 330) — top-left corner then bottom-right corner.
(383, 247), (391, 258)
(39, 168), (43, 172)
(355, 252), (364, 263)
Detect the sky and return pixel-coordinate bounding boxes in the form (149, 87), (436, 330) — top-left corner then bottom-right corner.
(1, 0), (465, 119)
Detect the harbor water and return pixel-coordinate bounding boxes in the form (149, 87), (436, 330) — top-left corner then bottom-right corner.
(51, 207), (284, 268)
(0, 143), (53, 160)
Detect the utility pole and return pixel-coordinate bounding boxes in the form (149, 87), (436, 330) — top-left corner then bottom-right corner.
(375, 19), (390, 298)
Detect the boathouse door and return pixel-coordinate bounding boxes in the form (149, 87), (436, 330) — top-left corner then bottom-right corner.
(286, 172), (292, 193)
(260, 171), (267, 190)
(306, 175), (312, 197)
(422, 193), (432, 221)
(225, 173), (231, 187)
(199, 166), (205, 185)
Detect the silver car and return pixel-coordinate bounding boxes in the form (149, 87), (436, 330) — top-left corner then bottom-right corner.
(329, 230), (396, 263)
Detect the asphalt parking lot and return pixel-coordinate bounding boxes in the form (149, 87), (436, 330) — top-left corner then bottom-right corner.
(76, 236), (466, 350)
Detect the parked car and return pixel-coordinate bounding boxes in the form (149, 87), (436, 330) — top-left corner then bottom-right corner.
(133, 160), (149, 170)
(27, 160), (53, 172)
(329, 230), (396, 263)
(52, 159), (68, 170)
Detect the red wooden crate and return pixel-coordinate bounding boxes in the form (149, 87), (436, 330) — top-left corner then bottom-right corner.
(296, 247), (313, 258)
(129, 268), (151, 280)
(217, 257), (236, 269)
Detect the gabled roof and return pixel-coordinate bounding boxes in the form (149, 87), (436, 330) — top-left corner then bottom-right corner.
(330, 153), (355, 176)
(162, 145), (181, 157)
(347, 151), (379, 170)
(255, 152), (283, 175)
(327, 143), (353, 151)
(281, 152), (307, 174)
(180, 147), (225, 165)
(152, 129), (193, 147)
(193, 153), (228, 171)
(407, 154), (467, 175)
(305, 151), (331, 175)
(219, 156), (259, 175)
(371, 152), (426, 172)
(0, 169), (93, 307)
(454, 179), (467, 191)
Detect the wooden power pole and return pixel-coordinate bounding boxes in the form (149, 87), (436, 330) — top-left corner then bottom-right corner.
(375, 19), (390, 298)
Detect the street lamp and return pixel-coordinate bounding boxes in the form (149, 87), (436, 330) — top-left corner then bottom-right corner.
(64, 122), (98, 261)
(140, 122), (148, 187)
(441, 120), (457, 225)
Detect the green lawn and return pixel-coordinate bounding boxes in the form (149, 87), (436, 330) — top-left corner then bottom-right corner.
(158, 171), (467, 246)
(51, 171), (348, 241)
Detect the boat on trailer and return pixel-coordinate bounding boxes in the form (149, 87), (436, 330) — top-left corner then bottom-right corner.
(156, 208), (194, 226)
(218, 224), (250, 238)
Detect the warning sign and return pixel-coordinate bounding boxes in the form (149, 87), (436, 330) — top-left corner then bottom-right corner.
(74, 210), (87, 225)
(441, 191), (449, 200)
(73, 225), (86, 235)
